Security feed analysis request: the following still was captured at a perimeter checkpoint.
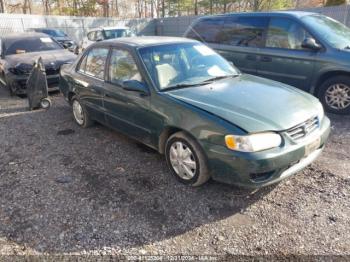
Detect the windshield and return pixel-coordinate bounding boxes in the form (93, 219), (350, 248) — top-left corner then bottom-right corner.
(4, 37), (63, 55)
(38, 29), (66, 37)
(104, 29), (134, 39)
(302, 15), (350, 49)
(139, 43), (239, 90)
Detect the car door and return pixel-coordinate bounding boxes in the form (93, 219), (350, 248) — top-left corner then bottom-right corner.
(103, 47), (152, 144)
(74, 47), (109, 122)
(213, 16), (269, 75)
(256, 17), (316, 91)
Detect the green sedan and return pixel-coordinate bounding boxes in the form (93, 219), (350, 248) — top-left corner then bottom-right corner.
(59, 37), (331, 188)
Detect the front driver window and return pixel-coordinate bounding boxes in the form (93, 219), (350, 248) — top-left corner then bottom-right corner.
(108, 49), (142, 85)
(266, 18), (310, 50)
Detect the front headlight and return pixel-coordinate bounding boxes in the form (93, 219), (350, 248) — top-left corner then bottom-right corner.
(225, 132), (282, 152)
(317, 102), (324, 121)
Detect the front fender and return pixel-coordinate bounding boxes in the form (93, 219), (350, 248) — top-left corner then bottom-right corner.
(152, 93), (246, 153)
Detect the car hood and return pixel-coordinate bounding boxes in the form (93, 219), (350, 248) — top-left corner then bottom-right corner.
(166, 74), (320, 133)
(6, 50), (76, 69)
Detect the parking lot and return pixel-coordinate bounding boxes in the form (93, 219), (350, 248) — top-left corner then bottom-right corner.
(0, 85), (349, 257)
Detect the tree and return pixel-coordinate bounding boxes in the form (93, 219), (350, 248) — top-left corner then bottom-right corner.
(0, 0), (5, 12)
(23, 0), (32, 14)
(325, 0), (346, 6)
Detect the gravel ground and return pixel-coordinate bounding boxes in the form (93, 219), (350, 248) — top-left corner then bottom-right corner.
(0, 85), (349, 258)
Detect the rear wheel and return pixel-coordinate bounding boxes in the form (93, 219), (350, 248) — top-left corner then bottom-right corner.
(319, 76), (350, 114)
(165, 132), (210, 187)
(72, 97), (94, 128)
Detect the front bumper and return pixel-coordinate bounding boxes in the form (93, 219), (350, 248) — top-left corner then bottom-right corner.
(203, 116), (331, 188)
(6, 73), (60, 95)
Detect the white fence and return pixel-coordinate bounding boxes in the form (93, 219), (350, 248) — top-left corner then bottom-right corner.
(0, 13), (156, 42)
(1, 4), (350, 42)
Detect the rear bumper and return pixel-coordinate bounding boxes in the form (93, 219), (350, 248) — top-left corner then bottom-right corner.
(203, 116), (331, 188)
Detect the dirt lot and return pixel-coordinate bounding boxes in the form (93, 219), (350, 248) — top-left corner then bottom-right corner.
(0, 85), (349, 258)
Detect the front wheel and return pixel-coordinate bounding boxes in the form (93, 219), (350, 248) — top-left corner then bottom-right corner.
(319, 76), (350, 114)
(72, 97), (94, 128)
(165, 132), (210, 187)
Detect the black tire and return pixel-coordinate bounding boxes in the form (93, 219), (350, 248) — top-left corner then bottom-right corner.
(165, 131), (210, 187)
(318, 76), (350, 115)
(71, 96), (94, 128)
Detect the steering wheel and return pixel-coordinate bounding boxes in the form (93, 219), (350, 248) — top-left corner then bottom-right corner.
(190, 55), (211, 76)
(168, 74), (185, 86)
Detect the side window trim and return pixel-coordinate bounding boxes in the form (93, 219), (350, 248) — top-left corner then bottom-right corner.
(76, 50), (88, 73)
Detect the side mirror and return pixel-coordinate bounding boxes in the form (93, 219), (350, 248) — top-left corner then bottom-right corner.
(62, 42), (69, 49)
(302, 37), (322, 51)
(96, 37), (103, 42)
(122, 80), (149, 95)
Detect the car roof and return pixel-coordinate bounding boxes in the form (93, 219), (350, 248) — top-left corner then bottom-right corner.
(1, 32), (53, 40)
(32, 28), (63, 32)
(97, 36), (198, 48)
(199, 11), (317, 19)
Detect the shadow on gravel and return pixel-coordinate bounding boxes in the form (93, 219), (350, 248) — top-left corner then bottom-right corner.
(0, 93), (282, 253)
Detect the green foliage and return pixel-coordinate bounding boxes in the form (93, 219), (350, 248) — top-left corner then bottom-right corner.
(325, 0), (347, 6)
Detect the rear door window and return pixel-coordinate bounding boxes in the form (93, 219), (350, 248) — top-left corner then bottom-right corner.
(78, 48), (109, 79)
(266, 18), (311, 50)
(221, 16), (268, 47)
(186, 18), (224, 43)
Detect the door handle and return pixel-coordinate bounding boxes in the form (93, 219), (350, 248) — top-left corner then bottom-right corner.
(246, 54), (257, 61)
(260, 56), (272, 62)
(104, 92), (119, 99)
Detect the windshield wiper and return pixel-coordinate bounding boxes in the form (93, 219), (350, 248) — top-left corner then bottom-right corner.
(161, 82), (204, 91)
(200, 74), (239, 84)
(161, 74), (239, 91)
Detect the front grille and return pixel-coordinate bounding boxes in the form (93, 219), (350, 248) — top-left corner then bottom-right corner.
(46, 68), (60, 76)
(286, 116), (319, 141)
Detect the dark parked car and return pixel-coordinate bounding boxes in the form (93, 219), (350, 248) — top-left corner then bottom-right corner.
(29, 28), (78, 53)
(0, 33), (76, 95)
(59, 37), (330, 188)
(185, 11), (350, 114)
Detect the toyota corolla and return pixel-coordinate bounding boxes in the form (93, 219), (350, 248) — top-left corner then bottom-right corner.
(59, 37), (330, 188)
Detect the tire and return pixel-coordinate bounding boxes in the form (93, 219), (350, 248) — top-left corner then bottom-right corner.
(165, 131), (210, 187)
(318, 76), (350, 115)
(71, 96), (94, 128)
(40, 98), (51, 109)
